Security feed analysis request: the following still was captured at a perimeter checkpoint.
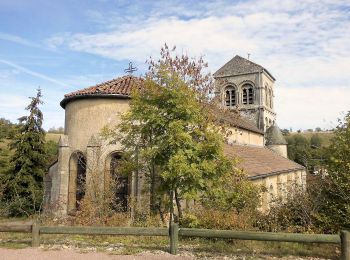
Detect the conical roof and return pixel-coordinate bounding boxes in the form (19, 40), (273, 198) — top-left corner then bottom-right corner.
(265, 123), (287, 145)
(60, 75), (144, 108)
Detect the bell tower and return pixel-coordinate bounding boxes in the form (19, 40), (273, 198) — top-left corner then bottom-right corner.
(214, 55), (276, 132)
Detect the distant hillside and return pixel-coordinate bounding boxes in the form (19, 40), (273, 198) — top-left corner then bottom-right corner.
(289, 131), (334, 147)
(46, 133), (61, 143)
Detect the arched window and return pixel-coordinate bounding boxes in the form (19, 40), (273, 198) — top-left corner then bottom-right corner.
(269, 89), (273, 109)
(242, 84), (254, 105)
(108, 153), (129, 212)
(265, 86), (268, 106)
(270, 90), (273, 108)
(225, 86), (236, 107)
(68, 151), (86, 214)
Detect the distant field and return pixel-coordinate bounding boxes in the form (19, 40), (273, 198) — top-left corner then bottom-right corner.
(289, 131), (334, 147)
(0, 133), (61, 150)
(46, 133), (61, 143)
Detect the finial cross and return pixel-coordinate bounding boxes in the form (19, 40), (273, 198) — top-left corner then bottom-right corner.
(124, 62), (137, 74)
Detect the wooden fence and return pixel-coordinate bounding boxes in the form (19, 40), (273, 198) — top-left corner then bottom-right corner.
(0, 222), (349, 259)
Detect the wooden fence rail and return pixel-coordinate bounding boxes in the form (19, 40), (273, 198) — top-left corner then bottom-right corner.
(0, 222), (349, 259)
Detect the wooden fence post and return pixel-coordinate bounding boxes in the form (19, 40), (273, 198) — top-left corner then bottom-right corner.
(341, 230), (350, 260)
(31, 222), (40, 247)
(169, 222), (179, 255)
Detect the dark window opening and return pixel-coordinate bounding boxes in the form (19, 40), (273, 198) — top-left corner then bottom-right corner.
(76, 155), (86, 209)
(243, 88), (247, 104)
(242, 84), (254, 105)
(225, 87), (236, 107)
(68, 152), (86, 215)
(110, 153), (129, 212)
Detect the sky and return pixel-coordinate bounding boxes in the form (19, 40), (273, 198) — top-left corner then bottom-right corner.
(0, 0), (349, 131)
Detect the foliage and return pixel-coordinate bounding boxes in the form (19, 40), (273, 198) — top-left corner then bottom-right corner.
(181, 206), (257, 230)
(262, 113), (350, 234)
(256, 182), (324, 233)
(1, 89), (47, 216)
(316, 112), (350, 233)
(113, 70), (233, 221)
(281, 128), (290, 136)
(45, 140), (58, 166)
(47, 126), (64, 134)
(202, 167), (262, 213)
(107, 67), (259, 225)
(0, 118), (17, 139)
(146, 43), (214, 104)
(310, 134), (322, 148)
(286, 134), (327, 172)
(286, 134), (311, 167)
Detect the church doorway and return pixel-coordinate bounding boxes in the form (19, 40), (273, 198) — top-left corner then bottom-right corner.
(67, 151), (86, 214)
(109, 153), (129, 212)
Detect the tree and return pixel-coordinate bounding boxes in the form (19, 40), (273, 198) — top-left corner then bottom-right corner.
(109, 67), (258, 224)
(316, 112), (350, 232)
(1, 89), (47, 216)
(310, 134), (322, 148)
(281, 128), (290, 136)
(286, 134), (311, 167)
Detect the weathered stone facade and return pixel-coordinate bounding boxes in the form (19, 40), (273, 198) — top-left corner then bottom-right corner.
(214, 55), (276, 131)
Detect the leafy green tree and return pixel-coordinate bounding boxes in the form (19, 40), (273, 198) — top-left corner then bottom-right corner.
(1, 89), (47, 216)
(109, 68), (258, 223)
(310, 134), (322, 148)
(281, 128), (290, 136)
(316, 112), (350, 232)
(286, 134), (311, 167)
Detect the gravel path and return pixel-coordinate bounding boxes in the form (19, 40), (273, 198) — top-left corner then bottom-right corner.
(0, 248), (192, 260)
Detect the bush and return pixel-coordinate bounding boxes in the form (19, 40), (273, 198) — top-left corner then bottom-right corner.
(181, 206), (258, 230)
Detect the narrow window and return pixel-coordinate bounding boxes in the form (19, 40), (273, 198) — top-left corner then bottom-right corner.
(242, 84), (254, 105)
(225, 90), (230, 106)
(110, 153), (129, 212)
(242, 88), (247, 104)
(248, 88), (254, 104)
(225, 86), (236, 107)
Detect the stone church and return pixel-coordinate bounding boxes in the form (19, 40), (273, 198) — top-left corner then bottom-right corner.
(44, 55), (306, 215)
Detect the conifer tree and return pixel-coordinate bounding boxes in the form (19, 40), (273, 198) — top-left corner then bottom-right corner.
(2, 89), (47, 216)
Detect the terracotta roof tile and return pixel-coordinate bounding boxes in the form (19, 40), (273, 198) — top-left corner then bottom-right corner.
(64, 75), (144, 98)
(224, 144), (304, 179)
(217, 110), (264, 135)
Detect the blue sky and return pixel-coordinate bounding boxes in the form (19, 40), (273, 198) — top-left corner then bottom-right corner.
(0, 0), (349, 130)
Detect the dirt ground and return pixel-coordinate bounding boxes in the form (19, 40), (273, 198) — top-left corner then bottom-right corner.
(0, 247), (332, 260)
(0, 247), (192, 260)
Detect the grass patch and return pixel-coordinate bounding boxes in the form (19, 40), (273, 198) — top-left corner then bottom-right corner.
(0, 231), (340, 258)
(46, 133), (61, 143)
(179, 238), (339, 259)
(0, 232), (31, 249)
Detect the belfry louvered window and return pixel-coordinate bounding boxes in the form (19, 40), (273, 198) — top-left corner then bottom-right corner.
(242, 84), (254, 105)
(225, 86), (236, 107)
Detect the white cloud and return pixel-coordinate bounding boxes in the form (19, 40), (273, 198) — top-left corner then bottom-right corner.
(0, 94), (28, 109)
(0, 59), (69, 88)
(43, 0), (350, 129)
(276, 85), (350, 130)
(0, 32), (41, 48)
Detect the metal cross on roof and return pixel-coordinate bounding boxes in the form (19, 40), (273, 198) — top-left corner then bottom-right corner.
(124, 62), (137, 74)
